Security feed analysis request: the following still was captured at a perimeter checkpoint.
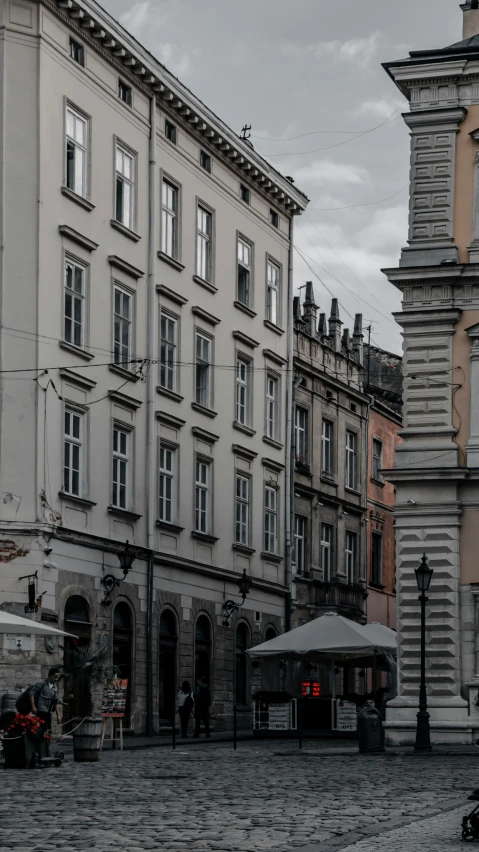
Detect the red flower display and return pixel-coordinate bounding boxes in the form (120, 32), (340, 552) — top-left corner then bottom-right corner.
(5, 713), (45, 740)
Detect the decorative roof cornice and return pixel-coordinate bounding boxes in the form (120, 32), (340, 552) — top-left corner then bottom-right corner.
(43, 0), (308, 214)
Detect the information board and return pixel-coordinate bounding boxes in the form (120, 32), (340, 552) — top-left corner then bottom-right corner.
(335, 699), (357, 732)
(268, 702), (291, 730)
(101, 679), (128, 718)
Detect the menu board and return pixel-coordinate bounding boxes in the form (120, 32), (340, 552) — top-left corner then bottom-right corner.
(101, 679), (128, 718)
(268, 703), (291, 730)
(335, 699), (357, 732)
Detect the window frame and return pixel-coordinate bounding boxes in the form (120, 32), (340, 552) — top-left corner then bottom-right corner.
(321, 523), (334, 582)
(266, 256), (281, 327)
(264, 484), (278, 555)
(321, 419), (334, 475)
(345, 430), (358, 491)
(269, 208), (279, 228)
(161, 176), (180, 260)
(240, 184), (250, 204)
(345, 531), (357, 585)
(196, 202), (214, 284)
(159, 309), (179, 393)
(195, 455), (212, 535)
(294, 514), (307, 574)
(113, 283), (134, 371)
(237, 233), (253, 308)
(118, 79), (132, 106)
(265, 372), (280, 441)
(165, 119), (177, 144)
(158, 442), (178, 524)
(200, 150), (212, 173)
(69, 38), (85, 66)
(64, 255), (87, 350)
(295, 406), (308, 466)
(195, 330), (213, 409)
(235, 354), (252, 427)
(63, 405), (85, 498)
(112, 422), (133, 511)
(65, 102), (89, 199)
(115, 141), (136, 232)
(371, 531), (383, 586)
(235, 472), (251, 547)
(372, 437), (383, 482)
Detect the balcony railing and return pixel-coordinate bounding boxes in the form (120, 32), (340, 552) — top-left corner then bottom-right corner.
(314, 581), (367, 616)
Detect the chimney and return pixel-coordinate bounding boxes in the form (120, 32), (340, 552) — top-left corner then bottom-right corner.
(302, 281), (318, 338)
(318, 313), (328, 340)
(461, 1), (479, 38)
(293, 295), (302, 324)
(352, 313), (363, 365)
(328, 298), (342, 352)
(342, 328), (351, 354)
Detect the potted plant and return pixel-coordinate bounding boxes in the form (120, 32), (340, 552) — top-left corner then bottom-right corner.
(2, 713), (47, 769)
(64, 643), (118, 763)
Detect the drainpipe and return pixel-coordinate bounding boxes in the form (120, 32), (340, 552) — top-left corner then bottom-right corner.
(146, 94), (158, 737)
(285, 217), (295, 633)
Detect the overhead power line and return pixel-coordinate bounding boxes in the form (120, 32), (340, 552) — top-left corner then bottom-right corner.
(308, 184), (408, 212)
(251, 109), (402, 143)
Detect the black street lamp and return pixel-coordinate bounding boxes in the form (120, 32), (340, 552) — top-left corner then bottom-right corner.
(118, 540), (136, 578)
(414, 553), (433, 752)
(223, 569), (253, 626)
(101, 540), (137, 606)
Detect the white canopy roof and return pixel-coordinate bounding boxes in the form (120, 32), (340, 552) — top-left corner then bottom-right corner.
(247, 612), (397, 660)
(0, 610), (77, 638)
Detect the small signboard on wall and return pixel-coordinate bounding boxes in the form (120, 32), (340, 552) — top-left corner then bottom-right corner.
(334, 699), (357, 732)
(101, 679), (128, 718)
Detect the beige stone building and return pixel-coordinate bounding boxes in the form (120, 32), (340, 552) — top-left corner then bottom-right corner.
(383, 1), (479, 743)
(0, 0), (308, 733)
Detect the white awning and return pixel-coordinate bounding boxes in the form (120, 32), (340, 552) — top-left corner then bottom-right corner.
(0, 610), (77, 638)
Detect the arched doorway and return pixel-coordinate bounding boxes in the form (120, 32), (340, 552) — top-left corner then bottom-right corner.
(158, 609), (178, 725)
(265, 626), (277, 643)
(63, 595), (92, 725)
(195, 614), (212, 687)
(235, 622), (250, 706)
(113, 602), (133, 727)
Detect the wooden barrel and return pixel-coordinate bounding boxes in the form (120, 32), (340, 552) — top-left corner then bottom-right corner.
(73, 718), (102, 762)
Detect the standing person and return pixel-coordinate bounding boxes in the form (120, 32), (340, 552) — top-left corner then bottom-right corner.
(194, 675), (211, 738)
(29, 668), (62, 735)
(177, 680), (194, 738)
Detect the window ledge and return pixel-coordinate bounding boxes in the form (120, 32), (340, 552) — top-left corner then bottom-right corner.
(261, 552), (283, 564)
(345, 486), (362, 497)
(156, 520), (184, 534)
(110, 219), (141, 243)
(193, 275), (217, 294)
(262, 436), (284, 450)
(295, 463), (311, 475)
(61, 185), (95, 211)
(191, 402), (217, 419)
(263, 319), (285, 336)
(58, 492), (97, 508)
(233, 300), (257, 318)
(191, 531), (219, 544)
(59, 340), (95, 361)
(232, 544), (256, 556)
(157, 386), (184, 403)
(108, 506), (142, 522)
(321, 475), (338, 487)
(370, 478), (385, 488)
(369, 582), (386, 591)
(109, 364), (140, 382)
(233, 421), (256, 437)
(158, 251), (185, 272)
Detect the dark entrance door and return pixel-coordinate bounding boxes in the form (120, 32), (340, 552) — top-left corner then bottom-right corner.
(159, 610), (178, 726)
(63, 595), (92, 728)
(113, 602), (133, 727)
(195, 615), (212, 686)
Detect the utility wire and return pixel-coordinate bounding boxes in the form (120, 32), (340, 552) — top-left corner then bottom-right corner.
(251, 109), (402, 142)
(262, 111), (401, 158)
(308, 184), (408, 212)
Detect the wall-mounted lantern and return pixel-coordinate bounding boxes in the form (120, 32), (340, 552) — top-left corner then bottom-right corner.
(101, 540), (136, 607)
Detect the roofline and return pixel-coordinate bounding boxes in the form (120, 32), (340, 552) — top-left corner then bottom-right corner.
(42, 0), (309, 212)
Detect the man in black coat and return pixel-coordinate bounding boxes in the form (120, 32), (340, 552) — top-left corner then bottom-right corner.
(194, 675), (211, 738)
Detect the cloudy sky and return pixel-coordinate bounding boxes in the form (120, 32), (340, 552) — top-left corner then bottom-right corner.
(101, 0), (462, 355)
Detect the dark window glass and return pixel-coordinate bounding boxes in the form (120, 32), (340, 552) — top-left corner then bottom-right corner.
(165, 120), (177, 144)
(69, 39), (84, 66)
(269, 209), (279, 228)
(240, 184), (250, 204)
(200, 150), (211, 173)
(371, 533), (383, 586)
(119, 80), (132, 106)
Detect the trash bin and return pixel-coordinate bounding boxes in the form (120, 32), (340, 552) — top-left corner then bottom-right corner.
(357, 703), (385, 753)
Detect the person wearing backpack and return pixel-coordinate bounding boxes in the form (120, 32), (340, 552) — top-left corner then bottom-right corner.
(21, 668), (62, 735)
(177, 680), (194, 738)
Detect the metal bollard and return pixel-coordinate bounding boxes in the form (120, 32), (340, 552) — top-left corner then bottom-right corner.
(172, 708), (176, 750)
(298, 702), (302, 750)
(233, 704), (237, 751)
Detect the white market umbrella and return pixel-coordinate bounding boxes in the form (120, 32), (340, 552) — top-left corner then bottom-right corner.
(361, 622), (397, 650)
(0, 610), (77, 638)
(247, 612), (396, 661)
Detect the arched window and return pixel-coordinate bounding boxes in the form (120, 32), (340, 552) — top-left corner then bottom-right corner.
(63, 595), (92, 724)
(159, 609), (178, 723)
(113, 602), (134, 727)
(265, 626), (278, 643)
(195, 614), (212, 687)
(235, 622), (250, 706)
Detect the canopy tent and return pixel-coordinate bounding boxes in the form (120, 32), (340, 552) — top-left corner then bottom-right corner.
(247, 612), (397, 661)
(0, 610), (77, 638)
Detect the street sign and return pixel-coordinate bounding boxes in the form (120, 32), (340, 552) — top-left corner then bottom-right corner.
(335, 699), (357, 732)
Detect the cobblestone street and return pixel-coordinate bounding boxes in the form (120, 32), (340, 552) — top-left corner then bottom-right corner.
(1, 741), (479, 851)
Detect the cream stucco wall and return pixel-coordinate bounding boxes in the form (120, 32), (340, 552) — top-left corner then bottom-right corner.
(453, 105), (479, 263)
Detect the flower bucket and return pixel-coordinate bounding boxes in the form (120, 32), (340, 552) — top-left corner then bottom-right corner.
(2, 733), (37, 769)
(73, 717), (102, 762)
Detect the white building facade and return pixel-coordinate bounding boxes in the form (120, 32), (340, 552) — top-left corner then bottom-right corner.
(0, 0), (308, 733)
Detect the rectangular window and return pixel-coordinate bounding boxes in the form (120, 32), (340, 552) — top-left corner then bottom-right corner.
(197, 206), (212, 282)
(118, 80), (132, 106)
(371, 532), (383, 586)
(266, 375), (279, 440)
(267, 260), (280, 326)
(345, 531), (357, 585)
(69, 38), (84, 66)
(115, 144), (135, 231)
(294, 515), (306, 574)
(264, 485), (277, 554)
(235, 474), (250, 546)
(160, 312), (178, 392)
(295, 407), (308, 465)
(64, 408), (83, 497)
(64, 259), (85, 348)
(240, 184), (250, 204)
(112, 426), (130, 509)
(195, 458), (211, 534)
(321, 523), (333, 582)
(114, 286), (132, 368)
(270, 209), (279, 228)
(372, 438), (383, 481)
(195, 332), (212, 408)
(237, 237), (252, 306)
(66, 105), (87, 197)
(161, 179), (179, 258)
(200, 150), (211, 172)
(165, 120), (177, 144)
(236, 357), (251, 426)
(322, 419), (333, 475)
(346, 431), (358, 490)
(159, 444), (177, 523)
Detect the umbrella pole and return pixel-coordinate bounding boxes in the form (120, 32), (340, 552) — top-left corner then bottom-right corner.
(372, 651), (377, 696)
(331, 656), (336, 732)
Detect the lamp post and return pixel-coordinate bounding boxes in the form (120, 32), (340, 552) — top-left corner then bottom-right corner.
(414, 553), (433, 752)
(101, 540), (137, 606)
(222, 569), (253, 626)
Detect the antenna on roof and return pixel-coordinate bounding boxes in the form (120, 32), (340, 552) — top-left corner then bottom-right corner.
(240, 124), (252, 140)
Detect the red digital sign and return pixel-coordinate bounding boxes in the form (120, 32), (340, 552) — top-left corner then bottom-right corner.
(301, 680), (320, 697)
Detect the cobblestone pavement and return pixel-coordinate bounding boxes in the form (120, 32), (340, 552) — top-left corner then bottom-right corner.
(1, 741), (479, 851)
(335, 806), (470, 852)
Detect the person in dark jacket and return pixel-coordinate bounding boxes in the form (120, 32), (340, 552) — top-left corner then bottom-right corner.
(177, 681), (194, 738)
(194, 675), (211, 738)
